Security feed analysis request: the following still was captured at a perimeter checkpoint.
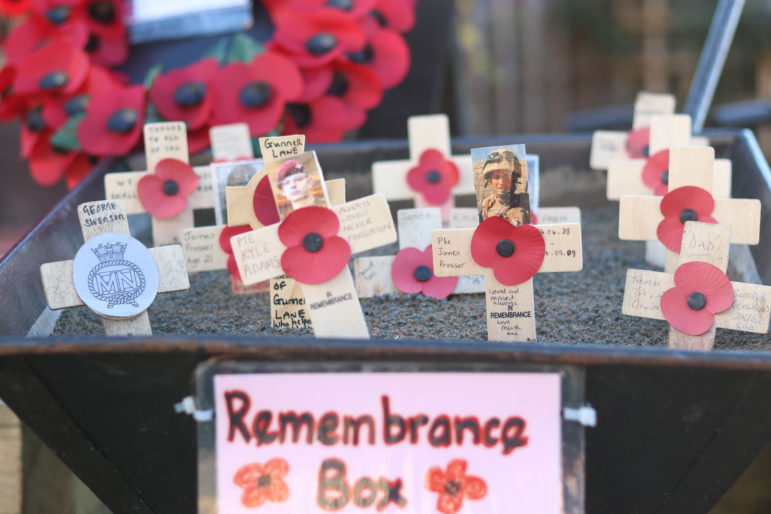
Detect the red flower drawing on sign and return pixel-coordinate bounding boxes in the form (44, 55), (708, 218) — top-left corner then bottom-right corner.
(660, 261), (734, 335)
(656, 186), (717, 253)
(137, 158), (199, 218)
(406, 149), (460, 205)
(641, 149), (670, 196)
(391, 245), (458, 299)
(77, 83), (145, 156)
(470, 216), (545, 286)
(234, 458), (290, 508)
(426, 459), (487, 514)
(150, 57), (218, 131)
(219, 224), (252, 280)
(625, 126), (650, 159)
(278, 206), (351, 284)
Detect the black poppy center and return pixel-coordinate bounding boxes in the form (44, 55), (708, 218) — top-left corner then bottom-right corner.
(175, 82), (207, 108)
(287, 103), (311, 128)
(370, 10), (388, 27)
(325, 0), (353, 10)
(660, 170), (669, 185)
(642, 144), (650, 158)
(444, 480), (461, 496)
(679, 208), (699, 224)
(239, 81), (272, 108)
(27, 106), (46, 133)
(257, 474), (271, 488)
(327, 72), (350, 97)
(88, 1), (116, 24)
(496, 238), (515, 257)
(107, 108), (138, 133)
(413, 265), (431, 283)
(303, 232), (324, 253)
(426, 170), (441, 184)
(46, 6), (71, 25)
(65, 95), (89, 117)
(39, 71), (68, 90)
(687, 291), (707, 311)
(306, 33), (338, 56)
(347, 44), (374, 63)
(85, 33), (100, 53)
(162, 180), (179, 196)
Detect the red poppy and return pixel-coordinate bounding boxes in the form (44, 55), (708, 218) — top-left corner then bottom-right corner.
(0, 0), (30, 17)
(282, 96), (351, 143)
(233, 458), (290, 508)
(426, 459), (487, 514)
(0, 66), (26, 121)
(326, 60), (383, 109)
(391, 245), (458, 299)
(272, 7), (366, 68)
(77, 84), (145, 156)
(3, 15), (87, 66)
(20, 105), (51, 158)
(656, 186), (717, 252)
(27, 132), (80, 186)
(150, 58), (218, 131)
(278, 206), (351, 284)
(43, 64), (122, 128)
(406, 149), (460, 205)
(625, 126), (650, 159)
(219, 224), (252, 280)
(346, 28), (409, 89)
(12, 38), (90, 97)
(211, 52), (302, 136)
(137, 158), (199, 218)
(294, 0), (377, 18)
(64, 152), (93, 189)
(367, 0), (416, 33)
(471, 216), (545, 286)
(660, 261), (734, 335)
(295, 65), (334, 103)
(641, 149), (670, 196)
(253, 176), (280, 226)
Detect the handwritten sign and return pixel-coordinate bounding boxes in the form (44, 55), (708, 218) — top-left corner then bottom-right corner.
(259, 135), (306, 162)
(214, 372), (562, 513)
(271, 276), (312, 330)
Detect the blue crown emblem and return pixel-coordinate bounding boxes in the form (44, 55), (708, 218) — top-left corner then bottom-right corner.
(91, 242), (127, 262)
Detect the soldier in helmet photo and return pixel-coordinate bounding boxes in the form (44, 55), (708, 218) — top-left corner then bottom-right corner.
(269, 152), (328, 219)
(476, 148), (531, 225)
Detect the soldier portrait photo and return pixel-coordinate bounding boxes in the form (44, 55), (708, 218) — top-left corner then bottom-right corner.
(471, 144), (531, 225)
(267, 152), (329, 220)
(212, 159), (263, 224)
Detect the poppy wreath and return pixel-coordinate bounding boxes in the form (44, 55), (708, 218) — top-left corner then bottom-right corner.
(425, 459), (487, 514)
(233, 458), (290, 508)
(391, 245), (458, 299)
(0, 0), (417, 188)
(656, 186), (717, 253)
(406, 148), (460, 205)
(470, 216), (546, 286)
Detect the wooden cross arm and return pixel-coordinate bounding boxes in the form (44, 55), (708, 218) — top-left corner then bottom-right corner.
(607, 159), (646, 200)
(432, 223), (583, 278)
(619, 196), (761, 245)
(181, 225), (229, 273)
(372, 156), (473, 200)
(105, 166), (214, 214)
(622, 269), (771, 334)
(40, 246), (189, 310)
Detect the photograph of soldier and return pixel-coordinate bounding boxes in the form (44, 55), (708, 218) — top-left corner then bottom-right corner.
(471, 145), (531, 225)
(267, 152), (329, 220)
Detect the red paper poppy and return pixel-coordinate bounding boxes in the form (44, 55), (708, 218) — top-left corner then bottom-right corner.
(346, 28), (409, 89)
(64, 152), (93, 189)
(278, 206), (351, 284)
(391, 245), (458, 299)
(295, 0), (377, 18)
(219, 224), (252, 280)
(406, 149), (460, 205)
(656, 186), (717, 253)
(426, 459), (487, 514)
(282, 96), (351, 143)
(20, 105), (51, 158)
(150, 58), (218, 131)
(211, 52), (302, 136)
(81, 0), (126, 40)
(641, 149), (670, 196)
(85, 29), (128, 68)
(0, 0), (30, 17)
(27, 132), (79, 186)
(13, 38), (90, 97)
(273, 8), (366, 68)
(185, 124), (211, 155)
(295, 65), (333, 103)
(233, 458), (290, 508)
(660, 261), (734, 335)
(0, 66), (26, 121)
(253, 175), (280, 226)
(3, 15), (87, 66)
(137, 158), (199, 218)
(368, 0), (416, 33)
(471, 216), (545, 286)
(625, 126), (650, 159)
(326, 60), (383, 109)
(43, 64), (122, 128)
(77, 84), (145, 156)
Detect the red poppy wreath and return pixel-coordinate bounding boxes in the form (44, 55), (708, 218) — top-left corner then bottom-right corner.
(0, 0), (417, 188)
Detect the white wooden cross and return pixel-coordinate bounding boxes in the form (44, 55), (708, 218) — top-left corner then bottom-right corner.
(372, 114), (472, 222)
(619, 145), (761, 272)
(623, 222), (770, 351)
(431, 146), (583, 342)
(590, 91), (677, 170)
(104, 121), (214, 246)
(40, 200), (189, 335)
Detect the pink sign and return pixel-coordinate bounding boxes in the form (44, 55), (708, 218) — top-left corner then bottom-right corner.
(214, 372), (562, 513)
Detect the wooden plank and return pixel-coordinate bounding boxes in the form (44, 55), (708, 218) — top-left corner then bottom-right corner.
(539, 223), (583, 272)
(209, 124), (253, 162)
(333, 194), (397, 255)
(397, 208), (442, 250)
(431, 228), (485, 277)
(713, 199), (762, 245)
(40, 261), (80, 310)
(300, 268), (369, 338)
(353, 256), (397, 298)
(618, 196), (662, 241)
(607, 159), (646, 200)
(649, 115), (692, 154)
(485, 273), (536, 342)
(180, 225), (228, 273)
(0, 405), (20, 514)
(668, 146), (714, 191)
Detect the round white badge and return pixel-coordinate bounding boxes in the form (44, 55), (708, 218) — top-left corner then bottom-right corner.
(72, 233), (160, 319)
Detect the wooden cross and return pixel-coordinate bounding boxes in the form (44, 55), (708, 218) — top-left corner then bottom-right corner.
(590, 91), (676, 170)
(623, 221), (770, 350)
(431, 146), (583, 342)
(40, 200), (189, 335)
(209, 123), (254, 162)
(104, 121), (214, 246)
(619, 145), (761, 272)
(230, 152), (396, 339)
